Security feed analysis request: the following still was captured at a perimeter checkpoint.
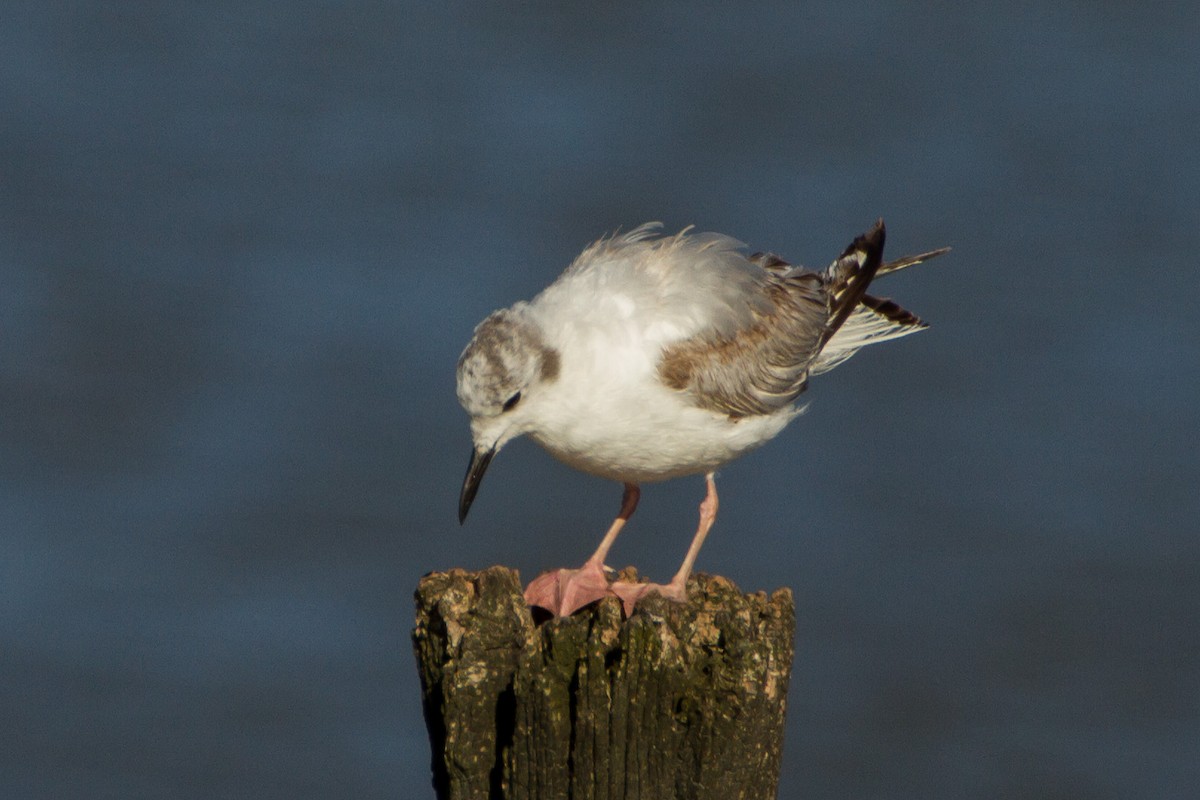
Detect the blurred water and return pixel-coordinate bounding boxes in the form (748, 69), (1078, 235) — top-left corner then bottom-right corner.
(2, 3), (1198, 798)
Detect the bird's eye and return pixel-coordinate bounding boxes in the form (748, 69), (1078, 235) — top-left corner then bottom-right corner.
(502, 392), (522, 412)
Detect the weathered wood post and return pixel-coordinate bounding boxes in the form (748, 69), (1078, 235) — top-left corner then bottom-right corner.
(413, 566), (795, 799)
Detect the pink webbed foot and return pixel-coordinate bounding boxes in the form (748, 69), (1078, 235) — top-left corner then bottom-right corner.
(609, 575), (689, 617)
(523, 559), (615, 617)
(525, 483), (642, 618)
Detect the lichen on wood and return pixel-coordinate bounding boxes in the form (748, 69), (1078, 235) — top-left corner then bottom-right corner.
(413, 566), (795, 800)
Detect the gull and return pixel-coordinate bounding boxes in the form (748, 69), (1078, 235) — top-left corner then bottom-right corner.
(456, 219), (947, 617)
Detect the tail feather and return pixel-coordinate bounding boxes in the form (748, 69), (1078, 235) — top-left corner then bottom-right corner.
(820, 218), (887, 350)
(859, 293), (927, 329)
(811, 296), (928, 375)
(810, 221), (947, 375)
(878, 245), (951, 277)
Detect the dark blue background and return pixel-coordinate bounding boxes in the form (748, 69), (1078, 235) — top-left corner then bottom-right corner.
(3, 3), (1197, 797)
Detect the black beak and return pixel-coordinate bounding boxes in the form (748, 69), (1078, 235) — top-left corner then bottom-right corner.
(458, 445), (495, 524)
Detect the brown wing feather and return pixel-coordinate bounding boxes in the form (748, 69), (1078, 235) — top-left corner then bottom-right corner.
(876, 246), (951, 277)
(859, 293), (927, 328)
(818, 219), (886, 350)
(658, 219), (937, 420)
(747, 252), (792, 272)
(658, 271), (829, 418)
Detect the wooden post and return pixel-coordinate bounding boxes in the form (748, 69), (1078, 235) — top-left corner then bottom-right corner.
(413, 566), (795, 800)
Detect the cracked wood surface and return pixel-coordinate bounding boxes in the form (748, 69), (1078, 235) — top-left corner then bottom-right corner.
(413, 566), (795, 800)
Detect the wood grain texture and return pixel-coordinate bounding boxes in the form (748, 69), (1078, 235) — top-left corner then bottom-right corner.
(413, 567), (795, 800)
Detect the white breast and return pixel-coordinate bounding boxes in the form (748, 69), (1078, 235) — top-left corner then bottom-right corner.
(526, 329), (798, 483)
(519, 225), (801, 483)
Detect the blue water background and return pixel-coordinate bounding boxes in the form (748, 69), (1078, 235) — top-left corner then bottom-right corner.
(2, 3), (1197, 797)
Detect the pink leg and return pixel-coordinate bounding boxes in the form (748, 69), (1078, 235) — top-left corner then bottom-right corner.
(524, 483), (640, 616)
(611, 472), (719, 615)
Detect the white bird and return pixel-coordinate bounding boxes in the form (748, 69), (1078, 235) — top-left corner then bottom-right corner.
(457, 219), (947, 617)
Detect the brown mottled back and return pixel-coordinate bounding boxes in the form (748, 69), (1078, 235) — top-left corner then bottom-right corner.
(657, 270), (829, 418)
(657, 220), (907, 419)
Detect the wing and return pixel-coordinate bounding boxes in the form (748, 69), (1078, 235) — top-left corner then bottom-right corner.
(562, 221), (942, 420)
(656, 265), (830, 419)
(657, 221), (910, 418)
(810, 233), (948, 373)
(809, 292), (927, 374)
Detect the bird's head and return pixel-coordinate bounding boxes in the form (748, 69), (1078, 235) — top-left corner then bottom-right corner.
(455, 305), (560, 523)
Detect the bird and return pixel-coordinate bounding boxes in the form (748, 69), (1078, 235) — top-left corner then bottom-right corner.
(456, 218), (947, 617)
